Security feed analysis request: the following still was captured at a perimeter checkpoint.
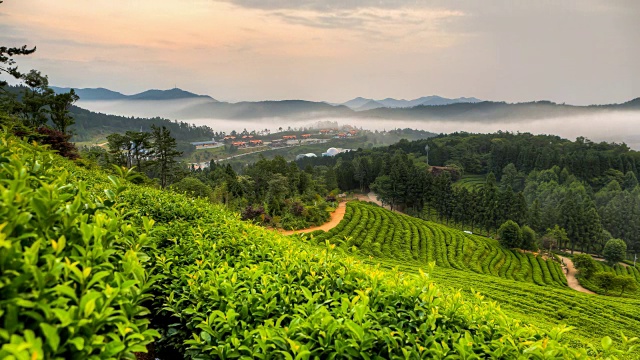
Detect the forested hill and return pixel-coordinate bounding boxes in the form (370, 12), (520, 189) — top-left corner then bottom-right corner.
(296, 132), (640, 256)
(358, 99), (640, 121)
(67, 105), (216, 142)
(299, 132), (640, 187)
(2, 85), (217, 143)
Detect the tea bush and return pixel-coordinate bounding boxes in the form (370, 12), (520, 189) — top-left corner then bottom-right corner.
(0, 135), (159, 359)
(320, 202), (567, 287)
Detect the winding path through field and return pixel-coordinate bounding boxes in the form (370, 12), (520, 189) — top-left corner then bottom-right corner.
(279, 196), (595, 295)
(280, 192), (381, 235)
(557, 255), (595, 294)
(280, 202), (347, 235)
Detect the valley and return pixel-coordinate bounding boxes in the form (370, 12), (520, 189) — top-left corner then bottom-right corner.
(2, 0), (639, 358)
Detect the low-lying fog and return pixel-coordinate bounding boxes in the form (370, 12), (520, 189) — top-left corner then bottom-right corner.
(183, 113), (640, 150)
(77, 100), (640, 149)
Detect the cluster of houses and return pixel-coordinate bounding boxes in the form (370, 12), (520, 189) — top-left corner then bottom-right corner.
(220, 135), (265, 148)
(191, 128), (359, 151)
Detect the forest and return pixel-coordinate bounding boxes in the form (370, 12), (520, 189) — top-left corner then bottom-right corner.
(297, 133), (640, 257)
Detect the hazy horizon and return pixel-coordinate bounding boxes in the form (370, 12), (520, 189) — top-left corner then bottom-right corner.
(73, 98), (640, 150)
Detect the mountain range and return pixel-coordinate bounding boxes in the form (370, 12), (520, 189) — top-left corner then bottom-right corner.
(341, 96), (482, 111)
(51, 86), (640, 121)
(51, 87), (217, 101)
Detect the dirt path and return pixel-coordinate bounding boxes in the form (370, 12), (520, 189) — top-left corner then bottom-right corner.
(564, 250), (630, 268)
(280, 202), (347, 235)
(557, 255), (595, 294)
(355, 192), (383, 206)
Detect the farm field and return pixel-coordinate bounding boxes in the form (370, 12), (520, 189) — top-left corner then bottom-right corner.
(4, 133), (614, 359)
(313, 201), (568, 288)
(367, 256), (640, 355)
(301, 201), (640, 356)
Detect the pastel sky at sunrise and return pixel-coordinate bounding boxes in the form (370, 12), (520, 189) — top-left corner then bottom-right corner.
(1, 0), (638, 104)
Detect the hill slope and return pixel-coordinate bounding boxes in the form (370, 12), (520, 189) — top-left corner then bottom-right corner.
(315, 202), (567, 287)
(307, 201), (640, 355)
(0, 133), (617, 359)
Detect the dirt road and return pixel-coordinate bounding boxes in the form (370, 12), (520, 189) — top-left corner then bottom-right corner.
(355, 192), (382, 206)
(280, 202), (347, 235)
(557, 255), (595, 294)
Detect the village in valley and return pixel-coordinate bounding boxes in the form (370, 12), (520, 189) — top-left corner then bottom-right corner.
(187, 125), (363, 169)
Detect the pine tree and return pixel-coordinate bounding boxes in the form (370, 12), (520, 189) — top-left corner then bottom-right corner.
(150, 125), (182, 188)
(0, 21), (37, 87)
(50, 89), (79, 134)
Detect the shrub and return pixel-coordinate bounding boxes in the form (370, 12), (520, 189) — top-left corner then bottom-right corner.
(241, 205), (269, 223)
(613, 275), (638, 296)
(497, 220), (522, 248)
(521, 225), (537, 251)
(593, 272), (618, 295)
(603, 239), (627, 265)
(573, 254), (597, 278)
(0, 135), (158, 359)
(170, 177), (214, 200)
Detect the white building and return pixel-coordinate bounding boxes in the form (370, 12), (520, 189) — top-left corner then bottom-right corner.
(295, 153), (318, 161)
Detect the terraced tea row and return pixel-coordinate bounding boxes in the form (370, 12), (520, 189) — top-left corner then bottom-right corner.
(363, 257), (640, 356)
(314, 201), (568, 288)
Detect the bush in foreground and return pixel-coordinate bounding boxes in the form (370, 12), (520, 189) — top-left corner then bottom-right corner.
(0, 135), (158, 359)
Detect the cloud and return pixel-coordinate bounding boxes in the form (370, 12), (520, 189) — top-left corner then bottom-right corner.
(218, 0), (465, 36)
(217, 0), (420, 11)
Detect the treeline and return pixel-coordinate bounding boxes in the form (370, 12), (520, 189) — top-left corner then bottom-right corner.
(185, 156), (334, 229)
(297, 133), (640, 256)
(408, 132), (640, 188)
(67, 105), (218, 142)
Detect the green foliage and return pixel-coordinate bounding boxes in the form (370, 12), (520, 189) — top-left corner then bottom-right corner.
(1, 131), (639, 358)
(573, 254), (597, 278)
(603, 239), (627, 265)
(593, 272), (619, 295)
(0, 134), (159, 359)
(319, 202), (567, 288)
(147, 202), (585, 358)
(149, 125), (182, 188)
(193, 156), (332, 230)
(498, 220), (523, 249)
(614, 275), (638, 296)
(170, 177), (214, 201)
(521, 225), (537, 251)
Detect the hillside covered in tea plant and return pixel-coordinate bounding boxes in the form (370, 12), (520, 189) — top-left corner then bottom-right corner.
(304, 201), (640, 351)
(2, 132), (639, 359)
(315, 202), (568, 287)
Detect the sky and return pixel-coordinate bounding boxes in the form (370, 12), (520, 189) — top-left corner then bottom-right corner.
(1, 0), (638, 104)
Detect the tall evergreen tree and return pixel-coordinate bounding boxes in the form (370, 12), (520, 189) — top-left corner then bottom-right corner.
(50, 89), (79, 134)
(150, 125), (182, 188)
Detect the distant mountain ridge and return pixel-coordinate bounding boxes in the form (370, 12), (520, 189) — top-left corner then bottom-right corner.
(50, 85), (639, 121)
(343, 95), (483, 111)
(51, 87), (217, 102)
